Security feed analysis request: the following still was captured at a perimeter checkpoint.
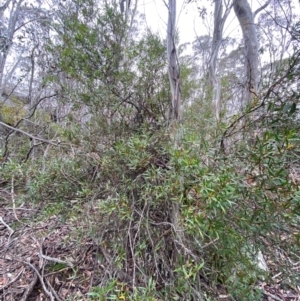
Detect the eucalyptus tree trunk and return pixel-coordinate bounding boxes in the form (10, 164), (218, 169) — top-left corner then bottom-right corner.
(0, 0), (25, 96)
(0, 0), (15, 150)
(233, 0), (259, 106)
(0, 0), (45, 97)
(167, 0), (183, 271)
(209, 0), (231, 122)
(167, 0), (180, 122)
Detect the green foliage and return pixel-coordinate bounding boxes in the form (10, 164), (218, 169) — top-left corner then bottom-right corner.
(88, 279), (160, 301)
(47, 2), (169, 137)
(3, 112), (298, 299)
(1, 1), (299, 300)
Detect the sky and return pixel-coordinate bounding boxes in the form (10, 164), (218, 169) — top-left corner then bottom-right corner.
(141, 0), (300, 48)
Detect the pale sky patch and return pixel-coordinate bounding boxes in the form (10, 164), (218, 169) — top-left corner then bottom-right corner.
(142, 0), (300, 48)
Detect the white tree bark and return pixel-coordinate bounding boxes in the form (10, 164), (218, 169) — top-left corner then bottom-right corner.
(0, 0), (24, 95)
(209, 0), (232, 122)
(167, 0), (180, 122)
(0, 0), (47, 149)
(167, 0), (184, 270)
(233, 0), (259, 105)
(0, 0), (45, 97)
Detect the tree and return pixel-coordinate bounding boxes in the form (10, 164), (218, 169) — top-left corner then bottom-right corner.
(1, 1), (300, 300)
(233, 0), (259, 105)
(0, 0), (50, 151)
(209, 0), (232, 121)
(167, 0), (180, 122)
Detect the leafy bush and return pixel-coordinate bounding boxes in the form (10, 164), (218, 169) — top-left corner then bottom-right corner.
(2, 118), (296, 300)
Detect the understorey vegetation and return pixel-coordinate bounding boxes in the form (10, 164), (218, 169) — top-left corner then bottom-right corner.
(0, 0), (299, 300)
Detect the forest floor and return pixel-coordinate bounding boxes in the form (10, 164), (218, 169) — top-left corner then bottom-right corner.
(1, 188), (299, 301)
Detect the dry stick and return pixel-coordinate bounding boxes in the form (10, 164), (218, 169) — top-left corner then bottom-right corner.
(263, 291), (284, 301)
(0, 216), (14, 234)
(144, 206), (159, 272)
(99, 245), (132, 284)
(127, 202), (137, 289)
(220, 52), (300, 150)
(19, 272), (38, 301)
(129, 197), (149, 287)
(20, 237), (55, 301)
(150, 220), (196, 259)
(0, 268), (24, 292)
(8, 257), (55, 301)
(135, 204), (162, 281)
(45, 278), (63, 301)
(22, 260), (54, 301)
(36, 237), (71, 301)
(2, 93), (56, 139)
(5, 207), (35, 211)
(41, 128), (60, 171)
(201, 238), (219, 249)
(11, 175), (21, 223)
(40, 254), (74, 267)
(33, 236), (74, 267)
(44, 267), (71, 278)
(0, 121), (58, 145)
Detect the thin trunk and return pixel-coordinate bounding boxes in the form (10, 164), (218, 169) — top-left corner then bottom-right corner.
(167, 0), (183, 269)
(0, 0), (25, 95)
(127, 0), (138, 37)
(234, 0), (259, 105)
(167, 0), (180, 122)
(209, 0), (231, 122)
(28, 45), (38, 160)
(2, 55), (25, 92)
(0, 52), (8, 96)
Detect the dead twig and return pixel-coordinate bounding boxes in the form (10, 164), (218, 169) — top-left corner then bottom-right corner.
(22, 260), (55, 301)
(0, 268), (24, 292)
(263, 291), (284, 301)
(0, 121), (58, 145)
(40, 254), (74, 267)
(45, 278), (64, 301)
(19, 272), (38, 301)
(0, 216), (14, 234)
(11, 175), (22, 223)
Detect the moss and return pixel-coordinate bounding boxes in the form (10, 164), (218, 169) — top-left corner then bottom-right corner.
(0, 103), (27, 125)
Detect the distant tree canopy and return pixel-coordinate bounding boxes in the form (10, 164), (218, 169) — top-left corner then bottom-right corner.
(0, 1), (299, 299)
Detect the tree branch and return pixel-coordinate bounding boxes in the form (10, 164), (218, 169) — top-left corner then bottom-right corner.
(254, 0), (271, 19)
(0, 0), (11, 14)
(0, 121), (57, 145)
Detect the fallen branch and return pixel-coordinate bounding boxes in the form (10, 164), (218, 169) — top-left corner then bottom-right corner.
(0, 216), (14, 234)
(263, 291), (284, 301)
(21, 260), (55, 301)
(0, 268), (24, 292)
(40, 254), (74, 267)
(20, 272), (38, 301)
(45, 278), (64, 301)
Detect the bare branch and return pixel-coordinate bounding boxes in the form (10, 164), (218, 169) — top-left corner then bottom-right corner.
(254, 0), (271, 19)
(0, 121), (58, 145)
(0, 0), (11, 14)
(0, 216), (14, 234)
(0, 267), (24, 292)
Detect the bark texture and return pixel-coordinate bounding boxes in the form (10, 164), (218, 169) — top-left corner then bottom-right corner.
(167, 0), (180, 122)
(234, 0), (259, 105)
(209, 0), (231, 121)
